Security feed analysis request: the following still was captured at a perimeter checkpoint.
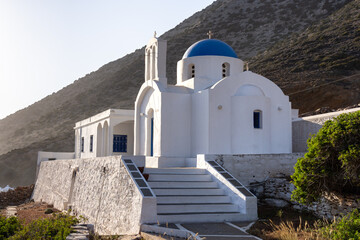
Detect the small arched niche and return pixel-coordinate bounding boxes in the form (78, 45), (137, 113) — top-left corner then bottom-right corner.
(234, 84), (264, 96)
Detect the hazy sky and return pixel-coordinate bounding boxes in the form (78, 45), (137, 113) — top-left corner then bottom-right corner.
(0, 0), (214, 120)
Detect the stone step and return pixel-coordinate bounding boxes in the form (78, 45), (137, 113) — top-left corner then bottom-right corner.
(148, 174), (211, 182)
(144, 168), (206, 175)
(148, 181), (218, 189)
(156, 212), (248, 223)
(153, 188), (223, 196)
(157, 204), (238, 214)
(156, 195), (231, 204)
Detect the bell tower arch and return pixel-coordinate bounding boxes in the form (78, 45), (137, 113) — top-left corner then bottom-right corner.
(144, 32), (167, 87)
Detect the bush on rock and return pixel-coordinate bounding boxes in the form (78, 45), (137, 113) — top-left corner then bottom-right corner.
(291, 111), (360, 204)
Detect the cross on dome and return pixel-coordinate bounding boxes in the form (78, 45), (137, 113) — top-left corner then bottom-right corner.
(207, 30), (214, 39)
(245, 62), (249, 71)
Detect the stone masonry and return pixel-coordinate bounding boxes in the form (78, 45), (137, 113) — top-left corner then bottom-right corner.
(32, 156), (147, 235)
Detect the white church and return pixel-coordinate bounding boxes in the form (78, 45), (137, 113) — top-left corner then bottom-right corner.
(74, 34), (292, 163)
(34, 34), (300, 235)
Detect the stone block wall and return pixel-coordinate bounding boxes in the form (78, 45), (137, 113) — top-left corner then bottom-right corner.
(32, 156), (155, 235)
(205, 153), (304, 186)
(251, 175), (360, 219)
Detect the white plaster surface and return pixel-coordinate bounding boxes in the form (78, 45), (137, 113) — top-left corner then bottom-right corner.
(292, 108), (360, 152)
(202, 153), (304, 186)
(74, 109), (134, 159)
(36, 151), (75, 178)
(196, 155), (257, 220)
(32, 156), (156, 235)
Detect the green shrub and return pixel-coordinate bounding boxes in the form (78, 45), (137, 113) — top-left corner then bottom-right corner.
(9, 212), (80, 240)
(0, 216), (21, 240)
(291, 111), (360, 204)
(319, 209), (360, 239)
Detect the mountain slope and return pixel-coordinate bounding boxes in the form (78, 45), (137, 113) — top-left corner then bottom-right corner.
(0, 0), (353, 187)
(249, 0), (360, 112)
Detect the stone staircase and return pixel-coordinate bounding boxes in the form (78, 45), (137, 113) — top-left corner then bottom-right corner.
(144, 167), (248, 223)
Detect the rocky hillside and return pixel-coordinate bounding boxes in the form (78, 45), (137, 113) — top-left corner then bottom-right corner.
(250, 0), (360, 113)
(0, 0), (355, 187)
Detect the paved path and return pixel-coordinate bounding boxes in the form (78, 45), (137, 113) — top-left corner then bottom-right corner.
(180, 222), (261, 240)
(149, 221), (261, 239)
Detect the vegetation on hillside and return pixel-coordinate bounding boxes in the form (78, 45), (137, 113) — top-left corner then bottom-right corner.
(0, 216), (21, 239)
(250, 0), (360, 112)
(0, 213), (80, 240)
(250, 206), (360, 240)
(291, 111), (360, 204)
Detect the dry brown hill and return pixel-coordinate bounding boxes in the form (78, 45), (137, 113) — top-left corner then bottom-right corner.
(249, 0), (360, 113)
(0, 0), (354, 187)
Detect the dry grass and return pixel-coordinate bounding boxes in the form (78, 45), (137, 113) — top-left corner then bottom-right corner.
(266, 218), (324, 240)
(248, 205), (323, 240)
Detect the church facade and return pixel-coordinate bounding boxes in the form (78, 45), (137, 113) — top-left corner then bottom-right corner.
(74, 36), (293, 162)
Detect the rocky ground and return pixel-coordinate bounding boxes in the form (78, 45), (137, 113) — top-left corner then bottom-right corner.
(0, 185), (60, 224)
(0, 184), (34, 209)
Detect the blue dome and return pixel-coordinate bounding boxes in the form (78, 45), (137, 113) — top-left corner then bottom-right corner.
(182, 39), (238, 59)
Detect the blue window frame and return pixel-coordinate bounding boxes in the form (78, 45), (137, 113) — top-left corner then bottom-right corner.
(81, 137), (84, 152)
(90, 135), (93, 152)
(113, 135), (127, 153)
(253, 111), (262, 129)
(150, 118), (154, 156)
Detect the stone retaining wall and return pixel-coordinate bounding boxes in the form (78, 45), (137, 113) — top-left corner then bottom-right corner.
(212, 153), (360, 219)
(32, 156), (155, 235)
(251, 175), (360, 219)
(206, 153), (304, 186)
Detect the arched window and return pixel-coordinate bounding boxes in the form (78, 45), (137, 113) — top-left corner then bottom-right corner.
(145, 49), (151, 81)
(188, 64), (195, 79)
(253, 110), (262, 129)
(150, 46), (156, 80)
(222, 62), (230, 78)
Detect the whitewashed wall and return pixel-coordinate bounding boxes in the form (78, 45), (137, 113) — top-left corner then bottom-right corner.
(36, 151), (75, 178)
(191, 91), (209, 155)
(32, 156), (156, 235)
(160, 92), (191, 157)
(292, 108), (360, 152)
(207, 71), (292, 154)
(74, 109), (134, 158)
(177, 55), (244, 91)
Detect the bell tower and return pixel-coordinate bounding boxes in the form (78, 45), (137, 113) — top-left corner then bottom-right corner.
(144, 32), (167, 86)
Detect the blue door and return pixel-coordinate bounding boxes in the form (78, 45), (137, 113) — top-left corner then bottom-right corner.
(150, 118), (154, 156)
